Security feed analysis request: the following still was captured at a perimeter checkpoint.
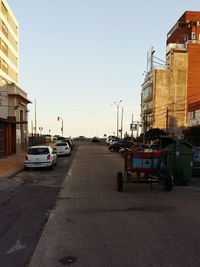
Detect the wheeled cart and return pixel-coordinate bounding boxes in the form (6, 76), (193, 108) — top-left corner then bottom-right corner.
(117, 150), (173, 192)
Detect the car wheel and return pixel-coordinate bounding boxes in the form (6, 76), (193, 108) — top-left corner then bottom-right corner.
(24, 166), (29, 171)
(50, 162), (54, 170)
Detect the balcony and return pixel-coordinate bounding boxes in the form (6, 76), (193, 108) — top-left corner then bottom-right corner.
(142, 93), (153, 103)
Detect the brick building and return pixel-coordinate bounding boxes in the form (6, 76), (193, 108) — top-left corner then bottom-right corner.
(167, 11), (200, 117)
(141, 11), (200, 138)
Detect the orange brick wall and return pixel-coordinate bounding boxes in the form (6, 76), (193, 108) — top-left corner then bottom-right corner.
(167, 11), (200, 45)
(187, 44), (200, 103)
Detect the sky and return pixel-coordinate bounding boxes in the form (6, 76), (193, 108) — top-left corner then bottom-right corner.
(7, 0), (200, 137)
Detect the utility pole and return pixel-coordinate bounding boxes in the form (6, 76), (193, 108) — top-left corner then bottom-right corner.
(166, 107), (169, 134)
(114, 100), (122, 138)
(34, 99), (37, 135)
(120, 107), (124, 139)
(131, 114), (134, 141)
(143, 113), (147, 143)
(57, 116), (64, 137)
(137, 121), (139, 139)
(31, 120), (33, 135)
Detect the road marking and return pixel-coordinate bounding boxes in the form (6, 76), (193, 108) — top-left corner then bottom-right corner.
(6, 240), (26, 254)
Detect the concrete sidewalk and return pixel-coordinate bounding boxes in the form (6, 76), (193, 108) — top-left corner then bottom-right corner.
(29, 144), (124, 267)
(28, 144), (200, 267)
(0, 152), (25, 179)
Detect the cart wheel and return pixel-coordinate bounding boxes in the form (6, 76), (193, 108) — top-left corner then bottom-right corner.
(163, 173), (173, 192)
(117, 172), (123, 192)
(159, 169), (173, 191)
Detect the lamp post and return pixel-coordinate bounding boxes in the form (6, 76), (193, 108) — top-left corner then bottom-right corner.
(114, 100), (122, 138)
(120, 107), (124, 139)
(57, 116), (63, 136)
(39, 126), (43, 135)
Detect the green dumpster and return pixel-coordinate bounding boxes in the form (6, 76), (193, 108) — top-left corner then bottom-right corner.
(163, 140), (193, 186)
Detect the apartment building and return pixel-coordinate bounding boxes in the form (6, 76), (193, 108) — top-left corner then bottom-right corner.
(141, 11), (200, 138)
(0, 0), (31, 156)
(0, 0), (18, 85)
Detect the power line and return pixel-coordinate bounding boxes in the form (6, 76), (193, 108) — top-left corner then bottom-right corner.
(142, 91), (200, 112)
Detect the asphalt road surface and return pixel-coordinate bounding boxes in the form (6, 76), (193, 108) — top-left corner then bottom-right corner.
(0, 146), (76, 267)
(28, 141), (200, 267)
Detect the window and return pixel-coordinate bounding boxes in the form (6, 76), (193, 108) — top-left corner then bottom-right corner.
(28, 148), (49, 155)
(56, 142), (69, 147)
(143, 87), (152, 99)
(1, 2), (8, 19)
(1, 39), (8, 56)
(1, 21), (8, 38)
(191, 32), (196, 40)
(183, 34), (188, 42)
(190, 111), (196, 120)
(1, 58), (8, 74)
(20, 109), (23, 122)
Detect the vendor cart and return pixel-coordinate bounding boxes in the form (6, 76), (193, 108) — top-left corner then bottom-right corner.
(117, 149), (173, 192)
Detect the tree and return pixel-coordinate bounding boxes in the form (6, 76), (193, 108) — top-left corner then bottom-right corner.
(183, 126), (200, 146)
(145, 128), (166, 142)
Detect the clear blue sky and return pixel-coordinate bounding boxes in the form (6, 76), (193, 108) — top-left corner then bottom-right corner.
(8, 0), (200, 137)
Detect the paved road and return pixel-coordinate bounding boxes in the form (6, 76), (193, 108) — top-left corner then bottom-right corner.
(29, 142), (200, 267)
(0, 147), (76, 267)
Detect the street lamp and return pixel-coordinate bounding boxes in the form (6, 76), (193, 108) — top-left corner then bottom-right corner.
(57, 116), (63, 136)
(114, 100), (122, 138)
(39, 126), (43, 135)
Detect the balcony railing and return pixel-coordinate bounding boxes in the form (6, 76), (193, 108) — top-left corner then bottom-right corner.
(186, 40), (200, 45)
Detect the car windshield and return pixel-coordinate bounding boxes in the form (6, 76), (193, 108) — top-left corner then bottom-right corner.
(28, 148), (49, 155)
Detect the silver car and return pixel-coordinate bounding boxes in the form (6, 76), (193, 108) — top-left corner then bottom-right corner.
(24, 146), (57, 170)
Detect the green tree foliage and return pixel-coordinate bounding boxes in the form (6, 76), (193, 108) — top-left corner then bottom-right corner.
(183, 126), (200, 146)
(137, 133), (144, 142)
(145, 128), (166, 141)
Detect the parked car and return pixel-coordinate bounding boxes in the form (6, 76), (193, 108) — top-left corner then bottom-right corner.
(62, 138), (74, 150)
(109, 140), (135, 152)
(53, 135), (65, 141)
(24, 146), (57, 170)
(105, 135), (118, 145)
(74, 136), (86, 141)
(55, 142), (71, 156)
(92, 136), (100, 142)
(192, 146), (200, 176)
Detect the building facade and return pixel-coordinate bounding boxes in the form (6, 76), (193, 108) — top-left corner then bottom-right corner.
(167, 11), (200, 110)
(0, 0), (30, 156)
(0, 0), (19, 86)
(141, 11), (200, 138)
(0, 83), (31, 155)
(188, 100), (200, 126)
